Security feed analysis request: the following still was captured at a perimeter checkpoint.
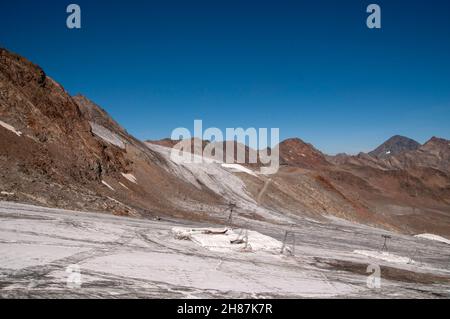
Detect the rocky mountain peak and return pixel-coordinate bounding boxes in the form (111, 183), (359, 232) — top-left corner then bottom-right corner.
(369, 135), (421, 159)
(279, 138), (329, 168)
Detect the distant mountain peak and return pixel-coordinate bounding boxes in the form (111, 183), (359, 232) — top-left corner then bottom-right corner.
(424, 136), (450, 146)
(369, 135), (421, 159)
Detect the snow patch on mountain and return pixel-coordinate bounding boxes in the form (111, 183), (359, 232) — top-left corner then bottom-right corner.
(119, 182), (129, 190)
(90, 122), (125, 149)
(0, 120), (22, 137)
(121, 173), (137, 184)
(102, 180), (115, 191)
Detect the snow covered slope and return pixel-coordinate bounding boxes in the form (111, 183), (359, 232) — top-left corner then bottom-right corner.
(415, 234), (450, 245)
(145, 143), (253, 199)
(0, 201), (449, 298)
(145, 143), (289, 223)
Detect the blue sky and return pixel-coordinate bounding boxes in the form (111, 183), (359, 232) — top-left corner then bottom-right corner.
(1, 0), (449, 154)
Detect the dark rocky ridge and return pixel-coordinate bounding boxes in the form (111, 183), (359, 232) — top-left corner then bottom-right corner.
(369, 135), (421, 159)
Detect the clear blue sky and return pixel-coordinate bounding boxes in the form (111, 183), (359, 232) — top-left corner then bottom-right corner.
(1, 0), (449, 154)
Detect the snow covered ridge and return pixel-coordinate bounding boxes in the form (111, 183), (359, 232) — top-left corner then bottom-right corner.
(354, 250), (413, 264)
(172, 227), (284, 254)
(0, 120), (22, 137)
(415, 234), (450, 245)
(90, 122), (125, 149)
